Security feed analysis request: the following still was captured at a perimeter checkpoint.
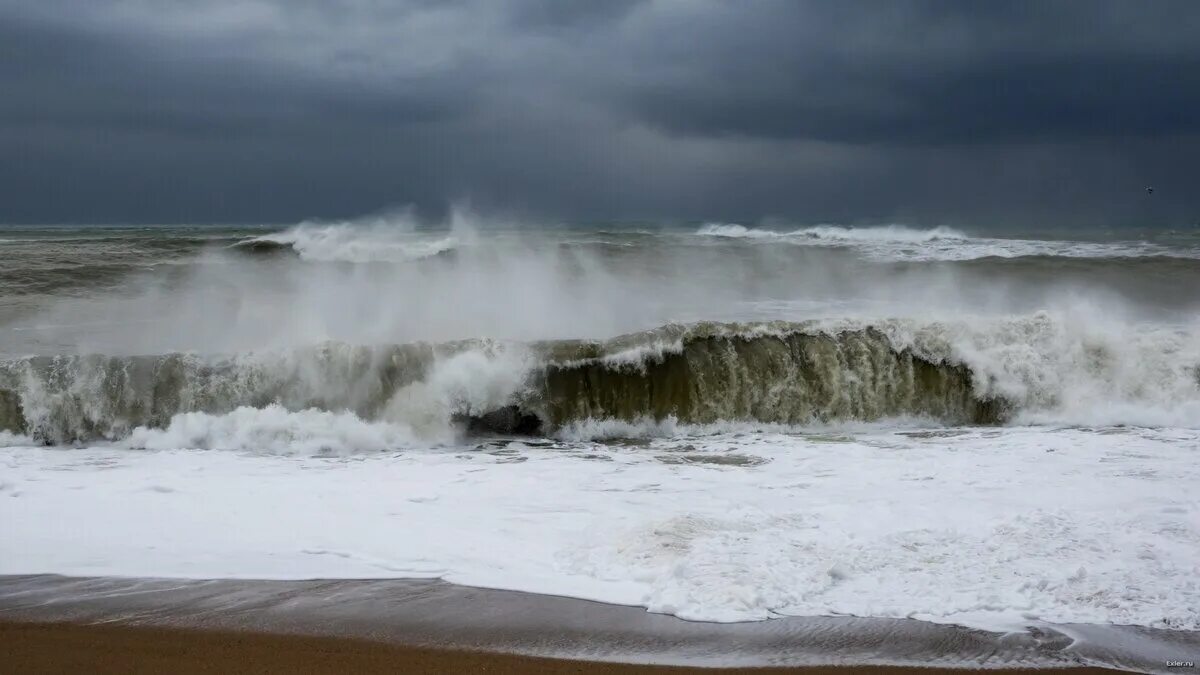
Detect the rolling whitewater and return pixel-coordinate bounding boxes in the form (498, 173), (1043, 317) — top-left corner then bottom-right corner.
(2, 216), (1199, 658)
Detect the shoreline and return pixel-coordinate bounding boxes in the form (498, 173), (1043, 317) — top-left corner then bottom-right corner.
(0, 620), (1121, 675)
(3, 575), (1195, 673)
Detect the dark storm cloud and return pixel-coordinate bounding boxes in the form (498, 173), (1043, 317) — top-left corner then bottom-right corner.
(629, 52), (1200, 145)
(505, 0), (645, 29)
(1, 0), (1198, 225)
(0, 13), (473, 137)
(616, 1), (1200, 145)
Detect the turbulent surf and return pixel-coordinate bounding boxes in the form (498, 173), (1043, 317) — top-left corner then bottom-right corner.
(0, 322), (1015, 444)
(2, 217), (1199, 637)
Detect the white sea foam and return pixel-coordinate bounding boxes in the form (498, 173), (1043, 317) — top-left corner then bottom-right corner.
(0, 430), (34, 447)
(3, 425), (1197, 633)
(126, 405), (422, 454)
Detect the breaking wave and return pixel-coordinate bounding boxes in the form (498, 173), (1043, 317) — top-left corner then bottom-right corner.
(695, 223), (1200, 262)
(233, 223), (457, 263)
(231, 210), (474, 263)
(697, 223), (968, 243)
(2, 314), (1197, 447)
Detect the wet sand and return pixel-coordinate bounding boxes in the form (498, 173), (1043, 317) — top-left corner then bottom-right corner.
(1, 575), (1194, 673)
(0, 621), (1122, 675)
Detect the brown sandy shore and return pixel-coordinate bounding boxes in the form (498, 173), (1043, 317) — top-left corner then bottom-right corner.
(0, 621), (1121, 675)
(2, 575), (1194, 674)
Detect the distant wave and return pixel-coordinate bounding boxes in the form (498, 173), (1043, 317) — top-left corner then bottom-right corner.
(696, 223), (1200, 262)
(3, 314), (1197, 446)
(232, 222), (458, 263)
(227, 238), (295, 255)
(697, 223), (967, 243)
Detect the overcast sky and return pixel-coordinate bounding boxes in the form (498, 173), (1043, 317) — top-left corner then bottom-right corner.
(2, 0), (1198, 226)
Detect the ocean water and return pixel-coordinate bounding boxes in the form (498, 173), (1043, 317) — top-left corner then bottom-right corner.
(1, 215), (1198, 636)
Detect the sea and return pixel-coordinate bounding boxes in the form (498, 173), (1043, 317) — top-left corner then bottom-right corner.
(1, 215), (1198, 650)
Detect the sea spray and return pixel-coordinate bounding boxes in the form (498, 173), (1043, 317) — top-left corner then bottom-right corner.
(4, 315), (1198, 445)
(230, 206), (479, 262)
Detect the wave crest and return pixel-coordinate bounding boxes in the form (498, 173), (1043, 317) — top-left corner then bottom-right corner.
(231, 209), (482, 263)
(694, 223), (1200, 262)
(235, 223), (457, 263)
(696, 223), (967, 243)
(5, 313), (1197, 447)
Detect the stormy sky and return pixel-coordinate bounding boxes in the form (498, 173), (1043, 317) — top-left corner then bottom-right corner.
(2, 0), (1198, 226)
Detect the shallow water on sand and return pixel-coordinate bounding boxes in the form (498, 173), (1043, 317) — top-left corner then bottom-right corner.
(1, 575), (1195, 672)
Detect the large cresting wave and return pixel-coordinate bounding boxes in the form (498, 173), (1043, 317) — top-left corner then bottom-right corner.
(2, 314), (1198, 446)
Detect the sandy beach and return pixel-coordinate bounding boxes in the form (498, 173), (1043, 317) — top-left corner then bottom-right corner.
(3, 575), (1194, 674)
(2, 620), (1128, 675)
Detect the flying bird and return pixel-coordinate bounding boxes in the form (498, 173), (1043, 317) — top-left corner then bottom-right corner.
(1146, 186), (1155, 195)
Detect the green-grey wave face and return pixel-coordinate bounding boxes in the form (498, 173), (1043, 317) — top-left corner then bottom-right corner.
(0, 322), (1009, 444)
(534, 325), (1005, 429)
